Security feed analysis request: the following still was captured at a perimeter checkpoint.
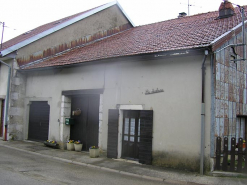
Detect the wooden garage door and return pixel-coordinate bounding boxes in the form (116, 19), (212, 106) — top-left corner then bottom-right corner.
(0, 99), (4, 137)
(28, 101), (50, 141)
(70, 95), (99, 150)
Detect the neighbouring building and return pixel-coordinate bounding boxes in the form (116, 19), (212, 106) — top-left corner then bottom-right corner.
(0, 0), (246, 173)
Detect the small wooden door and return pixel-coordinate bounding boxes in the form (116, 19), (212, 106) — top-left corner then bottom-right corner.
(107, 109), (153, 164)
(122, 110), (140, 160)
(28, 101), (50, 141)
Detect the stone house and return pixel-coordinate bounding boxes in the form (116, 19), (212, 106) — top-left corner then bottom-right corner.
(0, 1), (246, 172)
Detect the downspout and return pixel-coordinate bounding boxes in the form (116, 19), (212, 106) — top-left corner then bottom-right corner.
(210, 53), (215, 159)
(241, 7), (246, 62)
(0, 60), (11, 141)
(200, 50), (208, 175)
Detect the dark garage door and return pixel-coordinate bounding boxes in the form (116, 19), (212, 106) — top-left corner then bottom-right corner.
(70, 94), (99, 150)
(28, 101), (50, 141)
(0, 99), (4, 137)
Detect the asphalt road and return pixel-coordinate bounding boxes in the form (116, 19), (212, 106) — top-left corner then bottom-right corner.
(0, 146), (172, 185)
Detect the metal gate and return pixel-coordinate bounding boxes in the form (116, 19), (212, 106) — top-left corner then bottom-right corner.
(28, 101), (50, 141)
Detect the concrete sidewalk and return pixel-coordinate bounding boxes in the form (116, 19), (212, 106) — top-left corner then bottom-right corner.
(0, 140), (247, 185)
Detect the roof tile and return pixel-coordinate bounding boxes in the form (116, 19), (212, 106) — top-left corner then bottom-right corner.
(19, 5), (247, 70)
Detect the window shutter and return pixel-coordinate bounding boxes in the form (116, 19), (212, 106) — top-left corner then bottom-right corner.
(139, 110), (153, 165)
(107, 109), (119, 158)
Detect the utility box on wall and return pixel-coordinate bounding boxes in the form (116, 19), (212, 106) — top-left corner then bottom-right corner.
(65, 118), (74, 125)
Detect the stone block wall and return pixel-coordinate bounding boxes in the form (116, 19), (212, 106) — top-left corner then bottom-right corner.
(8, 61), (26, 140)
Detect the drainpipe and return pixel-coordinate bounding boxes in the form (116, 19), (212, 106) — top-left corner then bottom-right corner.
(200, 50), (208, 175)
(241, 7), (246, 62)
(0, 60), (11, 141)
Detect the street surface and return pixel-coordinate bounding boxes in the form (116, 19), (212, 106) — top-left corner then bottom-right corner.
(0, 146), (170, 185)
(2, 145), (246, 185)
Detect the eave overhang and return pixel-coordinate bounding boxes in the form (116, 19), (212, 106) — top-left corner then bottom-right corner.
(18, 47), (208, 73)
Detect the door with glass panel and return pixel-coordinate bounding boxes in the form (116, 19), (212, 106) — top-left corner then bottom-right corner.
(122, 110), (140, 160)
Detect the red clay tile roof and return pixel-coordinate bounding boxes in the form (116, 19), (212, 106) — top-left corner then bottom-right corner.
(22, 5), (247, 70)
(0, 4), (105, 52)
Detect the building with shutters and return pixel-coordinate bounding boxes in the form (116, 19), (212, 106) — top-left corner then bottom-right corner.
(0, 1), (247, 172)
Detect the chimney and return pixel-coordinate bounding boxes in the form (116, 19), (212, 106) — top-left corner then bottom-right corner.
(218, 0), (235, 19)
(178, 12), (187, 18)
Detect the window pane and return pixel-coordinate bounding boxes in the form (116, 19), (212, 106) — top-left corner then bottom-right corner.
(124, 118), (129, 134)
(130, 118), (135, 135)
(124, 136), (128, 141)
(130, 136), (134, 142)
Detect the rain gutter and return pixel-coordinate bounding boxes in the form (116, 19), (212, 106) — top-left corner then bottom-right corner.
(0, 60), (11, 141)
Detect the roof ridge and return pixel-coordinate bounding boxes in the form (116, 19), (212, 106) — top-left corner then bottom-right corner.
(134, 5), (247, 28)
(134, 10), (218, 28)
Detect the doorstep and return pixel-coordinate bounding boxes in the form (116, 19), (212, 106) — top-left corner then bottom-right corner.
(113, 158), (141, 165)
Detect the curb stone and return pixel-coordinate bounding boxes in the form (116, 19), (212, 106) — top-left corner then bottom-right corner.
(210, 171), (247, 178)
(100, 167), (119, 173)
(87, 164), (102, 169)
(142, 175), (164, 182)
(71, 161), (88, 166)
(52, 157), (73, 163)
(119, 171), (142, 178)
